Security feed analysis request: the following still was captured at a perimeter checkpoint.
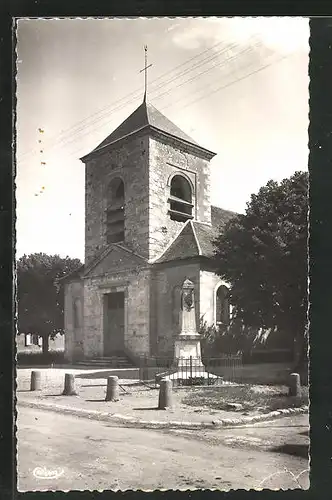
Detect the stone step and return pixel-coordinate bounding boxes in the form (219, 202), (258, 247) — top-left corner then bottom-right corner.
(75, 356), (134, 368)
(77, 360), (132, 366)
(98, 357), (129, 362)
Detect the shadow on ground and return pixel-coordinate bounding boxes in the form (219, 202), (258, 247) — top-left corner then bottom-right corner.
(132, 407), (160, 411)
(271, 443), (309, 459)
(75, 371), (138, 379)
(80, 384), (107, 388)
(44, 394), (77, 397)
(85, 399), (108, 403)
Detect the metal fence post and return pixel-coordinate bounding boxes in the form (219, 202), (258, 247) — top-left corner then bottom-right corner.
(142, 354), (147, 381)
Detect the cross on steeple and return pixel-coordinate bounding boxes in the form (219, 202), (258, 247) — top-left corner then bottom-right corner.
(140, 45), (152, 102)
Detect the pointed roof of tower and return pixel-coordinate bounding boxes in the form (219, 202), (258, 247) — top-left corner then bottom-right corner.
(94, 100), (199, 150)
(81, 99), (215, 160)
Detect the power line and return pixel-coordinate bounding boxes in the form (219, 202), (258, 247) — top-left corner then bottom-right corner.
(159, 48), (277, 113)
(18, 37), (236, 161)
(151, 41), (263, 104)
(63, 52), (293, 161)
(18, 34), (262, 162)
(18, 40), (247, 161)
(33, 39), (265, 157)
(172, 52), (294, 113)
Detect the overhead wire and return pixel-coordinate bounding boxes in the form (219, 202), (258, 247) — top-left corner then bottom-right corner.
(18, 35), (251, 160)
(64, 50), (294, 161)
(166, 51), (294, 113)
(31, 38), (266, 158)
(63, 51), (291, 162)
(56, 44), (262, 154)
(17, 34), (262, 162)
(18, 41), (251, 160)
(18, 33), (291, 165)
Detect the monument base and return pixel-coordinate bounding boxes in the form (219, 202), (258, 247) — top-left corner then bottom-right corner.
(159, 333), (222, 385)
(162, 370), (219, 382)
(174, 333), (203, 368)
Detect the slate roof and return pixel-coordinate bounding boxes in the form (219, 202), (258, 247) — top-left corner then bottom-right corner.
(154, 205), (236, 264)
(83, 99), (215, 158)
(59, 264), (85, 283)
(211, 205), (236, 229)
(61, 206), (236, 278)
(154, 221), (200, 264)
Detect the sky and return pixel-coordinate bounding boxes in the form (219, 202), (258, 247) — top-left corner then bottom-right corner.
(15, 17), (309, 262)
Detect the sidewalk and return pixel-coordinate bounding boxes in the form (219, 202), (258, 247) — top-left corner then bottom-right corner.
(16, 368), (308, 430)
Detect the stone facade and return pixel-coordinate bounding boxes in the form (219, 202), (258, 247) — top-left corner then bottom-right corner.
(64, 99), (234, 363)
(152, 261), (201, 357)
(84, 134), (150, 264)
(82, 268), (151, 359)
(199, 269), (229, 326)
(148, 136), (211, 261)
(64, 280), (84, 360)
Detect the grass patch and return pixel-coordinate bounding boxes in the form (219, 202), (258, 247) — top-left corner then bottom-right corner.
(181, 384), (308, 413)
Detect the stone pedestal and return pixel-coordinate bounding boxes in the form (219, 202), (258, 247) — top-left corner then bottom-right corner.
(162, 278), (220, 383)
(174, 334), (205, 369)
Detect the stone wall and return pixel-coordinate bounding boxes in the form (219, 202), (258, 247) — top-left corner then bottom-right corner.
(64, 280), (84, 361)
(84, 132), (213, 266)
(148, 137), (212, 261)
(83, 267), (151, 359)
(199, 270), (228, 326)
(153, 261), (200, 357)
(84, 134), (150, 264)
(81, 124), (217, 362)
(151, 265), (229, 357)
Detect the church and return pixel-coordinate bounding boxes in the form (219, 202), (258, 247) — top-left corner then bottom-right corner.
(63, 92), (235, 364)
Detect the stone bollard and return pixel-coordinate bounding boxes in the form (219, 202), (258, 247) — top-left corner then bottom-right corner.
(62, 373), (77, 396)
(105, 376), (119, 402)
(30, 371), (41, 391)
(289, 372), (301, 397)
(158, 378), (173, 410)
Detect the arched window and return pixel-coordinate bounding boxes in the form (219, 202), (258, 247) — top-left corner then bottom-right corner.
(168, 175), (193, 222)
(216, 285), (231, 325)
(106, 177), (125, 243)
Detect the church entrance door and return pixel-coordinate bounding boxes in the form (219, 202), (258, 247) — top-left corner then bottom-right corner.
(103, 292), (125, 356)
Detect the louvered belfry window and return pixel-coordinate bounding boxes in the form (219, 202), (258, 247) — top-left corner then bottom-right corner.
(168, 175), (193, 222)
(106, 177), (125, 244)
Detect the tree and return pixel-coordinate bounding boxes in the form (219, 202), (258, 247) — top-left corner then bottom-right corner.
(17, 253), (82, 356)
(213, 171), (308, 367)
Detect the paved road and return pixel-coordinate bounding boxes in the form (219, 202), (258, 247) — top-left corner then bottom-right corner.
(17, 407), (309, 491)
(167, 414), (309, 455)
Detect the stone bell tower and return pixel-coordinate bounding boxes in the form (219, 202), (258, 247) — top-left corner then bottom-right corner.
(80, 47), (215, 265)
(80, 99), (216, 265)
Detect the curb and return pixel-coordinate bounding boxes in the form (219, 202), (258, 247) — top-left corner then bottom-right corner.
(17, 399), (308, 430)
